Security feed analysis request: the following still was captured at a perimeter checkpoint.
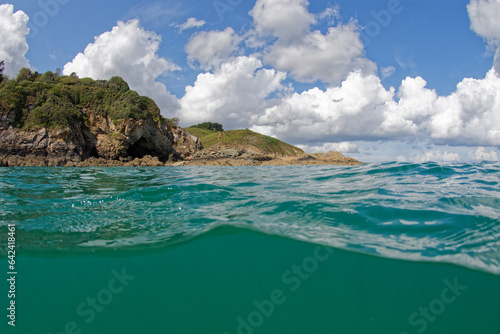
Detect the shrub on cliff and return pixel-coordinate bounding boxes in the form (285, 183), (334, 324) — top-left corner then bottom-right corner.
(0, 69), (165, 130)
(192, 122), (224, 132)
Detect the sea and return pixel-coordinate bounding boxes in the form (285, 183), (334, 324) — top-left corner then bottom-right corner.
(0, 163), (499, 334)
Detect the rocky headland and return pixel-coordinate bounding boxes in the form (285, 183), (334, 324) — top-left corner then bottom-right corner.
(0, 71), (360, 167)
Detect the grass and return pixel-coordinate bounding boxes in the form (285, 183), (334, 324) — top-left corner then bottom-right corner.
(184, 128), (304, 157)
(184, 127), (218, 140)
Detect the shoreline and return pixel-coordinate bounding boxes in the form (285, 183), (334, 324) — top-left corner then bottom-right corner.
(0, 153), (362, 167)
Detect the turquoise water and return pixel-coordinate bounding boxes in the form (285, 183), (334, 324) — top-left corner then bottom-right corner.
(1, 163), (499, 333)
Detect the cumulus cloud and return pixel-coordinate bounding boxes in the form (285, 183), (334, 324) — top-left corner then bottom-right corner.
(248, 66), (500, 147)
(249, 0), (316, 41)
(468, 0), (500, 74)
(186, 27), (241, 70)
(63, 19), (180, 114)
(251, 71), (394, 143)
(247, 0), (375, 85)
(468, 0), (500, 43)
(468, 147), (499, 161)
(0, 4), (30, 78)
(179, 56), (287, 129)
(178, 17), (206, 32)
(379, 76), (438, 138)
(427, 69), (500, 145)
(263, 23), (377, 85)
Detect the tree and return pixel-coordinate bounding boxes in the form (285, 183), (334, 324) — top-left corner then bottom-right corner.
(39, 71), (56, 83)
(0, 60), (4, 83)
(108, 76), (130, 93)
(16, 67), (32, 82)
(194, 122), (224, 132)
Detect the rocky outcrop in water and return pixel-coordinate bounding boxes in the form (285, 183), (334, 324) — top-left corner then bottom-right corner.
(0, 111), (202, 167)
(182, 143), (361, 166)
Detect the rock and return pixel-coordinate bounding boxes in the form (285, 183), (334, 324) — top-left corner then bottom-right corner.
(310, 151), (361, 165)
(169, 125), (203, 158)
(183, 143), (361, 166)
(192, 142), (265, 160)
(140, 155), (164, 167)
(0, 114), (204, 167)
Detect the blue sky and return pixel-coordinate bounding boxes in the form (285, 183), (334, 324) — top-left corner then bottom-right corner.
(10, 0), (493, 96)
(1, 0), (500, 162)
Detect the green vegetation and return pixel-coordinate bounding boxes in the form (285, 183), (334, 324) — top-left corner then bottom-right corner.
(190, 122), (224, 132)
(0, 68), (165, 130)
(185, 127), (304, 156)
(184, 126), (218, 140)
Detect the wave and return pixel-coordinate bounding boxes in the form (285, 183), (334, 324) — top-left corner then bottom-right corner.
(1, 162), (499, 275)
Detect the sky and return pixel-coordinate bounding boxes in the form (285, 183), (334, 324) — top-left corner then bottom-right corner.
(1, 0), (500, 162)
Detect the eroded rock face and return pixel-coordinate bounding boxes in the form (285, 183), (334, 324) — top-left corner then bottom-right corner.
(0, 127), (81, 159)
(168, 125), (203, 160)
(0, 110), (202, 166)
(192, 142), (271, 160)
(82, 109), (174, 161)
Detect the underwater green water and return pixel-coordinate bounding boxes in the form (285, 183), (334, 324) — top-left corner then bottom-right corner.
(1, 163), (499, 333)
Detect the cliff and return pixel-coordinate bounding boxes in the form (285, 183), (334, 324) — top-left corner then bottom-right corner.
(0, 72), (201, 166)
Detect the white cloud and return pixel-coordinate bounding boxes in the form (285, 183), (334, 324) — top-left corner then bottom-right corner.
(63, 19), (180, 115)
(468, 0), (500, 74)
(496, 48), (500, 74)
(247, 66), (500, 148)
(179, 56), (287, 129)
(468, 0), (500, 43)
(0, 4), (30, 78)
(468, 147), (499, 161)
(397, 150), (461, 163)
(249, 0), (316, 42)
(251, 71), (394, 143)
(186, 27), (241, 70)
(178, 17), (206, 32)
(381, 66), (395, 79)
(379, 76), (438, 138)
(427, 69), (500, 145)
(298, 142), (359, 154)
(263, 23), (377, 85)
(317, 5), (341, 26)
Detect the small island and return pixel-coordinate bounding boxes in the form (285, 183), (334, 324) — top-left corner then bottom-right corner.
(0, 69), (360, 167)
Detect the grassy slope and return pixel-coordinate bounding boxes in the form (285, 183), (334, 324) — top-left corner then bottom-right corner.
(183, 127), (217, 140)
(184, 127), (305, 157)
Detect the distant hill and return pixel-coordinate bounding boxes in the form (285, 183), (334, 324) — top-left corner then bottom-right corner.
(184, 127), (304, 157)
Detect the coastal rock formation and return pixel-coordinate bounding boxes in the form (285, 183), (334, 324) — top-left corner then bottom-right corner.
(192, 142), (272, 160)
(310, 151), (361, 165)
(169, 125), (203, 160)
(183, 144), (361, 166)
(0, 114), (201, 166)
(0, 73), (360, 167)
(0, 74), (202, 166)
